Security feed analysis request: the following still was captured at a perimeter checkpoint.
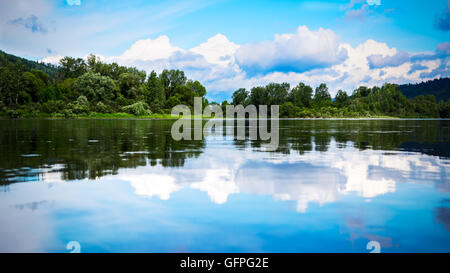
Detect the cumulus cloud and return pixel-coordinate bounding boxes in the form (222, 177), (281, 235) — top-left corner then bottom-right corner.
(190, 34), (239, 66)
(8, 15), (47, 34)
(364, 42), (449, 80)
(367, 51), (410, 69)
(117, 35), (183, 62)
(234, 26), (348, 75)
(436, 0), (450, 31)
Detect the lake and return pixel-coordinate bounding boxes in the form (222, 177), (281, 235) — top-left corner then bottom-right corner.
(0, 119), (449, 253)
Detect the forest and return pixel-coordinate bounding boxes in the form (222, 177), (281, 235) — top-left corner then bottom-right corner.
(0, 50), (449, 118)
(224, 81), (450, 118)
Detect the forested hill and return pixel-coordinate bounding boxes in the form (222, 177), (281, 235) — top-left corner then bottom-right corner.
(0, 50), (58, 77)
(400, 78), (450, 101)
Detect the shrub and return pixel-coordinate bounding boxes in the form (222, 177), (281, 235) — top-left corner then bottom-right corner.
(96, 101), (111, 113)
(121, 101), (152, 116)
(6, 109), (21, 118)
(41, 100), (65, 113)
(62, 109), (74, 118)
(70, 96), (90, 114)
(280, 102), (301, 118)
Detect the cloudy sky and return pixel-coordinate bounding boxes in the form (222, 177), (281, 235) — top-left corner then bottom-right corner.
(0, 0), (449, 101)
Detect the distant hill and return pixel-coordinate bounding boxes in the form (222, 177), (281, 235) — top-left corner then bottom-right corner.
(0, 50), (58, 77)
(400, 78), (450, 102)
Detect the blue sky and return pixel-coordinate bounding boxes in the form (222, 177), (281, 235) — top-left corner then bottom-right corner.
(0, 0), (449, 101)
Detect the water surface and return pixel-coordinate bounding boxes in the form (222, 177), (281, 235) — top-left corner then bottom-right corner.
(0, 119), (449, 252)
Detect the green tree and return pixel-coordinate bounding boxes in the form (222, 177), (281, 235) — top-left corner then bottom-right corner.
(232, 88), (249, 106)
(352, 86), (371, 98)
(0, 62), (27, 105)
(23, 71), (46, 102)
(59, 57), (87, 79)
(146, 71), (165, 112)
(119, 72), (143, 99)
(221, 100), (229, 113)
(289, 83), (313, 108)
(173, 85), (195, 106)
(72, 71), (118, 103)
(439, 99), (450, 118)
(160, 69), (187, 99)
(266, 82), (289, 105)
(313, 83), (331, 107)
(30, 69), (50, 85)
(334, 90), (350, 108)
(70, 95), (90, 114)
(248, 86), (268, 106)
(186, 80), (206, 97)
(412, 95), (439, 117)
(280, 102), (301, 117)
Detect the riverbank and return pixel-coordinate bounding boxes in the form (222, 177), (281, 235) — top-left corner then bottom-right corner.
(0, 112), (420, 120)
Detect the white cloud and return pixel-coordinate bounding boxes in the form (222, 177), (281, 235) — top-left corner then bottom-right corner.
(234, 26), (348, 75)
(190, 169), (239, 204)
(117, 35), (183, 62)
(40, 55), (64, 65)
(190, 33), (239, 66)
(124, 173), (180, 200)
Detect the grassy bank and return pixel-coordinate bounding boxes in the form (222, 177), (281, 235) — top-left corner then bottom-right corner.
(0, 111), (214, 119)
(0, 111), (410, 119)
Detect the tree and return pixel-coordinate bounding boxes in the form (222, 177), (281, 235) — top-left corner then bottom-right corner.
(313, 83), (331, 107)
(266, 82), (289, 105)
(439, 99), (450, 118)
(59, 57), (87, 79)
(173, 85), (195, 106)
(334, 90), (350, 108)
(248, 86), (268, 106)
(166, 95), (182, 108)
(30, 69), (50, 85)
(232, 88), (249, 106)
(0, 62), (27, 105)
(72, 71), (118, 103)
(352, 86), (371, 98)
(289, 83), (313, 108)
(221, 100), (229, 113)
(23, 71), (46, 102)
(118, 72), (143, 99)
(70, 95), (90, 114)
(160, 69), (187, 99)
(186, 80), (206, 97)
(146, 71), (165, 112)
(412, 95), (439, 117)
(86, 54), (146, 82)
(280, 102), (301, 117)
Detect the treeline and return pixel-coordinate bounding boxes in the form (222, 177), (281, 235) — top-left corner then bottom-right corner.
(0, 50), (58, 77)
(400, 78), (450, 101)
(1, 50), (449, 118)
(0, 53), (207, 118)
(220, 82), (450, 118)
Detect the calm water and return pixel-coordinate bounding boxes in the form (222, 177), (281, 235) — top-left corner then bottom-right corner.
(0, 119), (449, 253)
